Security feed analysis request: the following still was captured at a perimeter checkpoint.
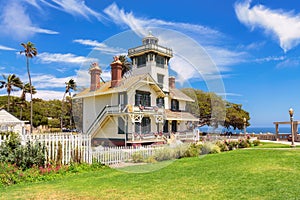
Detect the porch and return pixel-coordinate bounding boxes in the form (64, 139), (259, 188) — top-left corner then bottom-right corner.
(125, 130), (199, 146)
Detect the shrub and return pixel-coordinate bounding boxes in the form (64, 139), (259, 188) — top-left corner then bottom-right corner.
(238, 138), (250, 148)
(0, 132), (45, 170)
(144, 156), (157, 163)
(184, 143), (201, 157)
(216, 141), (229, 152)
(201, 142), (220, 155)
(225, 140), (239, 150)
(171, 143), (190, 159)
(0, 162), (107, 187)
(71, 147), (82, 163)
(14, 141), (46, 170)
(153, 147), (173, 161)
(56, 142), (63, 166)
(253, 139), (261, 146)
(132, 152), (144, 163)
(0, 163), (23, 186)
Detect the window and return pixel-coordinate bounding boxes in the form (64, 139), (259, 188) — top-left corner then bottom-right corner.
(135, 117), (151, 134)
(137, 55), (146, 67)
(156, 97), (165, 108)
(171, 99), (179, 111)
(135, 91), (151, 107)
(156, 55), (165, 68)
(157, 74), (164, 88)
(118, 92), (127, 110)
(118, 117), (125, 134)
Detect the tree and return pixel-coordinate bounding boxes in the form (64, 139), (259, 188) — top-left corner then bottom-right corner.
(119, 55), (132, 77)
(224, 103), (250, 130)
(181, 88), (249, 130)
(19, 83), (36, 119)
(61, 79), (77, 129)
(20, 41), (38, 133)
(0, 74), (23, 112)
(182, 88), (225, 127)
(0, 96), (63, 129)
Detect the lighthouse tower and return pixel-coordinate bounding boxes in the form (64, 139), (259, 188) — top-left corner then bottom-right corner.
(128, 32), (173, 92)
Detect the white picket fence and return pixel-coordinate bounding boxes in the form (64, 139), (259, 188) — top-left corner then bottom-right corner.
(0, 133), (164, 165)
(92, 145), (161, 165)
(23, 133), (92, 165)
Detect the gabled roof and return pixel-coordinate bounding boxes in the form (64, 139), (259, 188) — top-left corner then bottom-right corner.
(74, 73), (165, 99)
(0, 109), (26, 124)
(169, 88), (194, 102)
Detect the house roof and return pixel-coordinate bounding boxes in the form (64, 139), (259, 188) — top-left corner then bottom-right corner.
(169, 88), (194, 102)
(74, 73), (165, 99)
(165, 109), (198, 121)
(0, 109), (27, 124)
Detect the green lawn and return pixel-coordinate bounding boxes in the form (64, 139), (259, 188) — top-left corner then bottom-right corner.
(1, 148), (300, 200)
(253, 142), (291, 148)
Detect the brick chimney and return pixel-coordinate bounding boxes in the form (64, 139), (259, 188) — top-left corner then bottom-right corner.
(110, 56), (123, 88)
(169, 76), (175, 89)
(89, 62), (102, 91)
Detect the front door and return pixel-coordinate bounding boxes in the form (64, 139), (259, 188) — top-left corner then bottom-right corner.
(172, 120), (177, 133)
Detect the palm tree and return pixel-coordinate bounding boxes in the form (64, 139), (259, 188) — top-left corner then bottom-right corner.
(119, 55), (132, 77)
(61, 79), (77, 130)
(20, 41), (37, 133)
(0, 74), (23, 112)
(19, 83), (36, 119)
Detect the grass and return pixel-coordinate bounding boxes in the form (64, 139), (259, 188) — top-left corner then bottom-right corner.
(253, 142), (291, 148)
(253, 141), (300, 148)
(1, 148), (300, 199)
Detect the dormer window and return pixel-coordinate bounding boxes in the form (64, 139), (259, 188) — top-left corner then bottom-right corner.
(137, 55), (146, 68)
(135, 90), (151, 107)
(156, 55), (165, 68)
(157, 74), (164, 89)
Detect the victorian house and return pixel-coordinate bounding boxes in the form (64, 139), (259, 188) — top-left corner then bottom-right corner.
(74, 33), (198, 146)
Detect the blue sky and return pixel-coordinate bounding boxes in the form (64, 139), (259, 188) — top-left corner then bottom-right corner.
(0, 0), (300, 127)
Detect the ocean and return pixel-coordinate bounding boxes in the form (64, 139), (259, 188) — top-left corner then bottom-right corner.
(246, 127), (294, 134)
(198, 126), (295, 134)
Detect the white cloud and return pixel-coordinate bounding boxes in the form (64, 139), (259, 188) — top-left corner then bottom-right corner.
(0, 1), (58, 40)
(103, 3), (247, 77)
(30, 74), (75, 89)
(104, 3), (223, 42)
(75, 68), (111, 90)
(38, 52), (98, 64)
(1, 89), (62, 100)
(255, 56), (286, 63)
(0, 45), (16, 51)
(23, 0), (42, 9)
(216, 93), (242, 97)
(40, 0), (105, 21)
(276, 59), (300, 69)
(204, 46), (247, 69)
(169, 56), (199, 85)
(238, 41), (266, 51)
(73, 39), (127, 55)
(235, 0), (300, 52)
(32, 90), (64, 100)
(13, 73), (77, 99)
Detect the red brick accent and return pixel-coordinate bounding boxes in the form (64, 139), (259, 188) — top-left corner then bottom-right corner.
(110, 61), (122, 88)
(169, 76), (175, 89)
